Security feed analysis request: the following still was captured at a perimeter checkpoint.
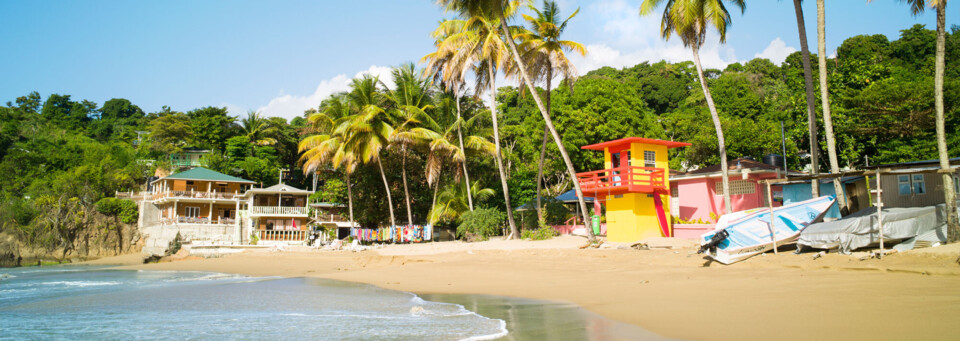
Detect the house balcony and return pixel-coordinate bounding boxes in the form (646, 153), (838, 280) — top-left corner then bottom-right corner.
(152, 191), (240, 202)
(250, 206), (309, 217)
(576, 166), (667, 197)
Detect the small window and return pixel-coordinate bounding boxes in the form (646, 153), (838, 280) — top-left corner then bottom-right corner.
(644, 151), (656, 168)
(186, 181), (194, 185)
(954, 175), (959, 194)
(898, 175), (911, 196)
(185, 206), (200, 218)
(912, 174), (926, 195)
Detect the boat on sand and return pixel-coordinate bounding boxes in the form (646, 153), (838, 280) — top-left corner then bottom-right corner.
(698, 195), (837, 264)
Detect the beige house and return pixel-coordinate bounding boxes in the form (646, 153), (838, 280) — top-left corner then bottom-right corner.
(138, 167), (336, 254)
(874, 158), (960, 209)
(239, 184), (312, 242)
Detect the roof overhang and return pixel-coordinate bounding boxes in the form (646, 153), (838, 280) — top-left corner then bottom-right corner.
(581, 137), (691, 151)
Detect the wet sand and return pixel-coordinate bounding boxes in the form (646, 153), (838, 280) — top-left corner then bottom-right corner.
(95, 236), (960, 340)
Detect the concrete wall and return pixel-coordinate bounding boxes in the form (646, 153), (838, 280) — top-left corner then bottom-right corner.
(140, 223), (242, 256)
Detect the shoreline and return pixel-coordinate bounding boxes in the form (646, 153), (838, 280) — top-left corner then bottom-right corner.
(88, 236), (960, 340)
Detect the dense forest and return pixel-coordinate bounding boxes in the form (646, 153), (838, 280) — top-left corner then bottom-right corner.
(1, 23), (958, 255)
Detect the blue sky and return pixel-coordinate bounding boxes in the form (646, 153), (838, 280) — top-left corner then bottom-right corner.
(1, 0), (956, 120)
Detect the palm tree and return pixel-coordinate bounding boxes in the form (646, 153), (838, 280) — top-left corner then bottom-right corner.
(790, 0), (820, 198)
(437, 0), (595, 241)
(338, 75), (398, 227)
(424, 92), (497, 217)
(515, 0), (586, 222)
(424, 19), (478, 211)
(815, 0), (848, 215)
(386, 63), (436, 226)
(640, 0), (745, 214)
(430, 180), (496, 224)
(242, 111), (278, 156)
(299, 94), (357, 229)
(430, 9), (521, 238)
(892, 0), (958, 241)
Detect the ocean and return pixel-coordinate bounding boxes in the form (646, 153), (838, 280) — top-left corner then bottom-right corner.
(0, 266), (506, 340)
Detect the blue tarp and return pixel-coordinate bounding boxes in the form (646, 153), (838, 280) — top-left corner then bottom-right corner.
(516, 189), (594, 211)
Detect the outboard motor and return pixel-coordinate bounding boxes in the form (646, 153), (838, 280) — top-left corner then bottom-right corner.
(698, 230), (729, 254)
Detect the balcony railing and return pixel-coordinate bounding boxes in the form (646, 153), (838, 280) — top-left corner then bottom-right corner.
(160, 216), (236, 225)
(259, 229), (307, 242)
(152, 191), (239, 201)
(576, 166), (666, 194)
(251, 206), (308, 216)
(314, 213), (348, 222)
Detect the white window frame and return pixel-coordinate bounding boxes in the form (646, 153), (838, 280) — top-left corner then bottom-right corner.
(185, 206), (201, 218)
(898, 175), (912, 196)
(912, 174), (926, 195)
(644, 151), (656, 168)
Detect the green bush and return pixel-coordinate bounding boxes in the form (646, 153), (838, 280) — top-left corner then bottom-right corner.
(457, 207), (504, 241)
(521, 226), (558, 241)
(95, 197), (139, 224)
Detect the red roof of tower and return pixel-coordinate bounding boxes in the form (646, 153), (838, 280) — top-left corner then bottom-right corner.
(580, 137), (691, 151)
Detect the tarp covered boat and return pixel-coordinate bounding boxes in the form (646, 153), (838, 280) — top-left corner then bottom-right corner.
(798, 204), (954, 254)
(699, 195), (836, 264)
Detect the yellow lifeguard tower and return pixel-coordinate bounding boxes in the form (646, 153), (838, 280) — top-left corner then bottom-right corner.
(576, 138), (690, 242)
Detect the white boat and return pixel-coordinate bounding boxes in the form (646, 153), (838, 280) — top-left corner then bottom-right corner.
(698, 195), (837, 264)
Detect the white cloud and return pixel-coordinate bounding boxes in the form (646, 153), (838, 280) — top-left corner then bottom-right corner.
(754, 37), (797, 64)
(569, 0), (739, 75)
(252, 65), (395, 121)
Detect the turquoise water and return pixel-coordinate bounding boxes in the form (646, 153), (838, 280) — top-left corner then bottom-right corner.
(0, 266), (506, 340)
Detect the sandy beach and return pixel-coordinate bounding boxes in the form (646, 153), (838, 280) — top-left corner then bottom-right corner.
(91, 236), (960, 340)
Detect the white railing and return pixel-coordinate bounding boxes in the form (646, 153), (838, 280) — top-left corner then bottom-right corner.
(259, 230), (307, 241)
(152, 191), (239, 201)
(251, 206), (308, 216)
(160, 216), (236, 225)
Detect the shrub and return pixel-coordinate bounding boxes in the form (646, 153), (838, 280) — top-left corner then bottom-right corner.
(166, 232), (182, 256)
(521, 226), (558, 241)
(95, 197), (139, 224)
(457, 207), (504, 241)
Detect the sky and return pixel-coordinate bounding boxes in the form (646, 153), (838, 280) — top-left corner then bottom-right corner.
(1, 0), (957, 121)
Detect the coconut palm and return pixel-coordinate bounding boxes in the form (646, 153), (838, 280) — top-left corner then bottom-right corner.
(298, 94), (357, 229)
(424, 92), (497, 217)
(429, 9), (521, 238)
(437, 0), (595, 241)
(423, 19), (478, 211)
(242, 111), (278, 156)
(337, 75), (398, 227)
(430, 180), (496, 224)
(815, 0), (848, 215)
(640, 0), (745, 214)
(790, 0), (820, 197)
(514, 0), (586, 222)
(385, 63), (436, 226)
(891, 0), (958, 240)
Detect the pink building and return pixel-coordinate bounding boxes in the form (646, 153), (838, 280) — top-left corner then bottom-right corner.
(671, 157), (800, 223)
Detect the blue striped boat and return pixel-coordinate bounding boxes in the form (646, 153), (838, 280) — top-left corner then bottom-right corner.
(699, 195), (837, 264)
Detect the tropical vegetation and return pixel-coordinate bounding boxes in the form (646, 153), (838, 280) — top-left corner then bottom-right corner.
(2, 2), (960, 259)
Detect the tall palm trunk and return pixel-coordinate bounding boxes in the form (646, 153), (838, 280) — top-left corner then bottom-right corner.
(535, 66), (553, 223)
(816, 0), (848, 215)
(401, 147), (414, 225)
(793, 0), (820, 197)
(431, 170), (441, 220)
(487, 57), (519, 238)
(934, 2), (959, 241)
(377, 157), (397, 227)
(498, 15), (594, 241)
(692, 45), (732, 214)
(455, 95), (475, 211)
(346, 171), (355, 230)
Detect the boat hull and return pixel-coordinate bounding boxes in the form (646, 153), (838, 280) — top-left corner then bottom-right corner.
(701, 195), (836, 264)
